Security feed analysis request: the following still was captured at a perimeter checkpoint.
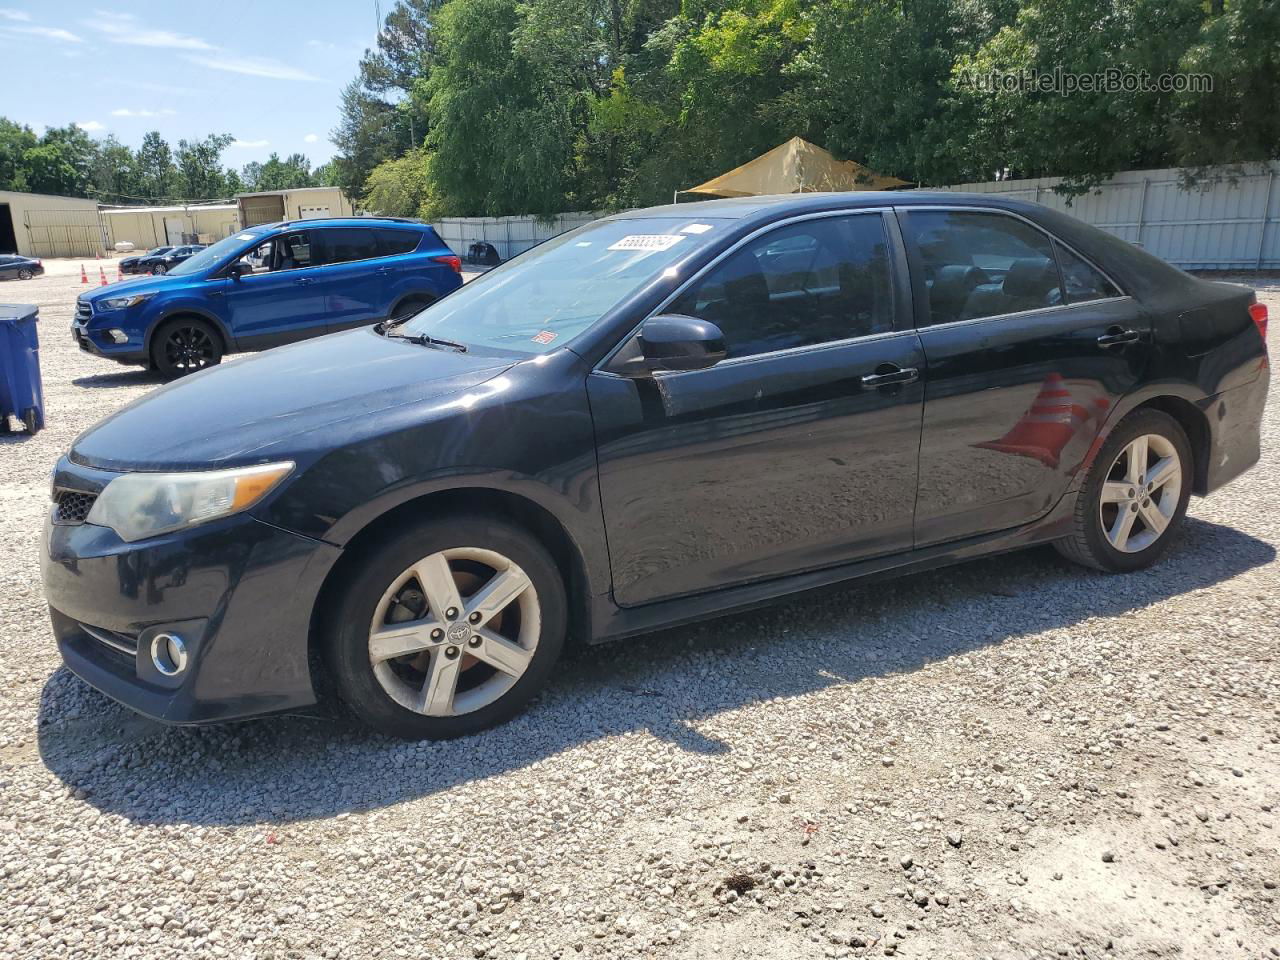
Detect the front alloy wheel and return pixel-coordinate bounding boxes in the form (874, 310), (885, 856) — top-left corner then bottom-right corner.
(152, 318), (223, 379)
(324, 515), (567, 739)
(369, 548), (540, 717)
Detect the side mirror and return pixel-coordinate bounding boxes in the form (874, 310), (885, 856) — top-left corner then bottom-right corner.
(226, 261), (249, 280)
(617, 314), (726, 376)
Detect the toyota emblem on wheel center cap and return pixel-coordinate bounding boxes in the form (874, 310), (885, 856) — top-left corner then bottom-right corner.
(446, 622), (470, 643)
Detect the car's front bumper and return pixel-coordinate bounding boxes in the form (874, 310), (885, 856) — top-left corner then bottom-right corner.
(42, 469), (343, 724)
(70, 317), (147, 364)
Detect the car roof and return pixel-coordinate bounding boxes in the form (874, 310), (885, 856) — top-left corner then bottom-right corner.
(261, 217), (428, 231)
(610, 190), (1056, 224)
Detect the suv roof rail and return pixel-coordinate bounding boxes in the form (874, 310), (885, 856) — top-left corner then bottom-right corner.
(263, 216), (429, 230)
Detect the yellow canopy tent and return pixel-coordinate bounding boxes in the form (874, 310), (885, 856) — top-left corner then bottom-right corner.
(680, 136), (908, 199)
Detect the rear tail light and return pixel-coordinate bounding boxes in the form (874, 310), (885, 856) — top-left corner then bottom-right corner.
(1248, 302), (1268, 342)
(431, 255), (462, 274)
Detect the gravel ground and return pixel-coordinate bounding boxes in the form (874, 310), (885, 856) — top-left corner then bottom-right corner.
(1, 259), (1278, 960)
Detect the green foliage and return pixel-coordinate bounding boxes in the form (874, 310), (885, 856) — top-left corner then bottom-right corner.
(363, 146), (433, 216)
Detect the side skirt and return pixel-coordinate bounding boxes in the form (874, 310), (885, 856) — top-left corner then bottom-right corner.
(589, 492), (1079, 644)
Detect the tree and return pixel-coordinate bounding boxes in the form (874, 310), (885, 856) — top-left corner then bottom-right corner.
(363, 146), (431, 216)
(250, 152), (318, 191)
(174, 133), (235, 200)
(136, 130), (177, 201)
(0, 118), (38, 192)
(89, 134), (143, 203)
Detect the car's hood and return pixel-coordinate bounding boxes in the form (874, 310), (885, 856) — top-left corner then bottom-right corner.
(71, 328), (516, 471)
(81, 274), (180, 301)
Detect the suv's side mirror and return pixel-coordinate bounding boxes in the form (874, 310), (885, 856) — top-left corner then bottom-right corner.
(226, 261), (249, 281)
(613, 314), (727, 377)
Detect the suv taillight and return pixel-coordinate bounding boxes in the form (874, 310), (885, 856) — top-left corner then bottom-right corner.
(1248, 302), (1268, 342)
(431, 255), (462, 274)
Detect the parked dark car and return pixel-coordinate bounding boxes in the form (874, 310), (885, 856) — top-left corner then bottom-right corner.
(141, 244), (205, 275)
(43, 192), (1269, 739)
(0, 254), (43, 280)
(118, 246), (173, 275)
(72, 218), (463, 378)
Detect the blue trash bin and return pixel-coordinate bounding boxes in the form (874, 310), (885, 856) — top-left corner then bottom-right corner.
(0, 303), (44, 435)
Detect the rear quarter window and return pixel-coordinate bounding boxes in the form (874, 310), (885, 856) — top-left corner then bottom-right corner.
(375, 228), (422, 256)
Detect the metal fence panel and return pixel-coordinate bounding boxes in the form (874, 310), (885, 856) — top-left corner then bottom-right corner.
(24, 208), (104, 258)
(432, 160), (1280, 270)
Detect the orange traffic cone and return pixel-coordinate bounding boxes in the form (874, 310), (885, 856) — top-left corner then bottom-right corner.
(98, 267), (108, 286)
(973, 373), (1102, 470)
(80, 265), (88, 284)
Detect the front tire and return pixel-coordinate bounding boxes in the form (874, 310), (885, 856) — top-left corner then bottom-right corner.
(323, 514), (567, 739)
(1055, 409), (1192, 572)
(152, 263), (167, 275)
(150, 317), (223, 379)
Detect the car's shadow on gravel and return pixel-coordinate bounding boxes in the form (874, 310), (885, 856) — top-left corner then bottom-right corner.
(71, 369), (164, 389)
(36, 516), (1274, 827)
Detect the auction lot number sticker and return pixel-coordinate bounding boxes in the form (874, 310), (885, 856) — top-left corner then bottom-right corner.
(607, 235), (685, 252)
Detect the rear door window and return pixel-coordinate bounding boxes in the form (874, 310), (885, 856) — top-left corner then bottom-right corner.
(903, 210), (1063, 325)
(316, 228), (381, 265)
(1055, 242), (1121, 303)
(375, 228), (421, 256)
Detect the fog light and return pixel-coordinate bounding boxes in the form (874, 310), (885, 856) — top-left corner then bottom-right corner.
(108, 329), (129, 344)
(150, 632), (188, 676)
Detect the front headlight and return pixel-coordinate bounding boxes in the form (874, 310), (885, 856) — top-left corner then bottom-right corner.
(85, 462), (294, 542)
(99, 292), (155, 311)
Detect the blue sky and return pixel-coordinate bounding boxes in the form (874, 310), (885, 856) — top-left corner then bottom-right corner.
(0, 2), (382, 166)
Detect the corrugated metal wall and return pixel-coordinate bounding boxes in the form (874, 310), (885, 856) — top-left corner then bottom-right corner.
(935, 161), (1280, 270)
(24, 208), (105, 258)
(432, 161), (1280, 271)
(431, 211), (606, 261)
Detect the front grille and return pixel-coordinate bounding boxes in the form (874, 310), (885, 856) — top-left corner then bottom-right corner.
(75, 300), (91, 321)
(80, 623), (138, 659)
(53, 489), (97, 524)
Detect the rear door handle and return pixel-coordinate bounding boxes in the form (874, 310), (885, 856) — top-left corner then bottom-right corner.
(861, 365), (919, 388)
(377, 266), (393, 276)
(1096, 327), (1139, 347)
(294, 276), (313, 285)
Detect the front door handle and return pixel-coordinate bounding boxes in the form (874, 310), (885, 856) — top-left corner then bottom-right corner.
(294, 276), (313, 286)
(1096, 326), (1139, 347)
(861, 365), (919, 388)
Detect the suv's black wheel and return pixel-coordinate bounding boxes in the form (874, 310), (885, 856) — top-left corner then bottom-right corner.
(1055, 408), (1192, 572)
(17, 267), (32, 280)
(151, 317), (223, 380)
(323, 514), (567, 740)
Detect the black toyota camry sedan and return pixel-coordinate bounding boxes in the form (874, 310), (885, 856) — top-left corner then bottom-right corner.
(43, 192), (1269, 739)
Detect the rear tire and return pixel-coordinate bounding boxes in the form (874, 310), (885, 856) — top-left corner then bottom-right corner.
(322, 514), (567, 740)
(1055, 408), (1192, 572)
(150, 317), (223, 380)
(152, 263), (167, 275)
(17, 268), (32, 280)
(390, 296), (432, 323)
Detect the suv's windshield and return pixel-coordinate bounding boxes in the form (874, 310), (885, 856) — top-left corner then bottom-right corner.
(168, 230), (266, 277)
(398, 217), (729, 354)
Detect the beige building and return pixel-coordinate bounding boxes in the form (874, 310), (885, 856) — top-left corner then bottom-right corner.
(0, 190), (104, 258)
(236, 186), (356, 227)
(101, 203), (240, 251)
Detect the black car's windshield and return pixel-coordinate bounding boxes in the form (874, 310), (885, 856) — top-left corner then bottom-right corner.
(398, 217), (730, 354)
(145, 246), (172, 256)
(168, 230), (265, 277)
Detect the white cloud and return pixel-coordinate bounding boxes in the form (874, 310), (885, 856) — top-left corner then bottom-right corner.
(230, 139), (269, 149)
(0, 8), (32, 21)
(3, 24), (81, 41)
(90, 20), (213, 49)
(303, 133), (319, 143)
(111, 107), (176, 118)
(76, 120), (105, 131)
(306, 39), (334, 50)
(183, 53), (318, 82)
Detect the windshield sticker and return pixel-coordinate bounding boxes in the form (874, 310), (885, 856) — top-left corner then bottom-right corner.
(607, 234), (684, 252)
(235, 234), (256, 241)
(532, 330), (558, 345)
(575, 241), (592, 246)
(680, 223), (713, 234)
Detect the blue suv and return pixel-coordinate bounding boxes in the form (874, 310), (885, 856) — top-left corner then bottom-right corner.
(73, 218), (463, 378)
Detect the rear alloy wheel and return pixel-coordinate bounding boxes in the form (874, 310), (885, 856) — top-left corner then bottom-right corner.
(324, 516), (566, 739)
(151, 318), (223, 379)
(152, 263), (167, 275)
(17, 268), (32, 280)
(1055, 409), (1191, 572)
